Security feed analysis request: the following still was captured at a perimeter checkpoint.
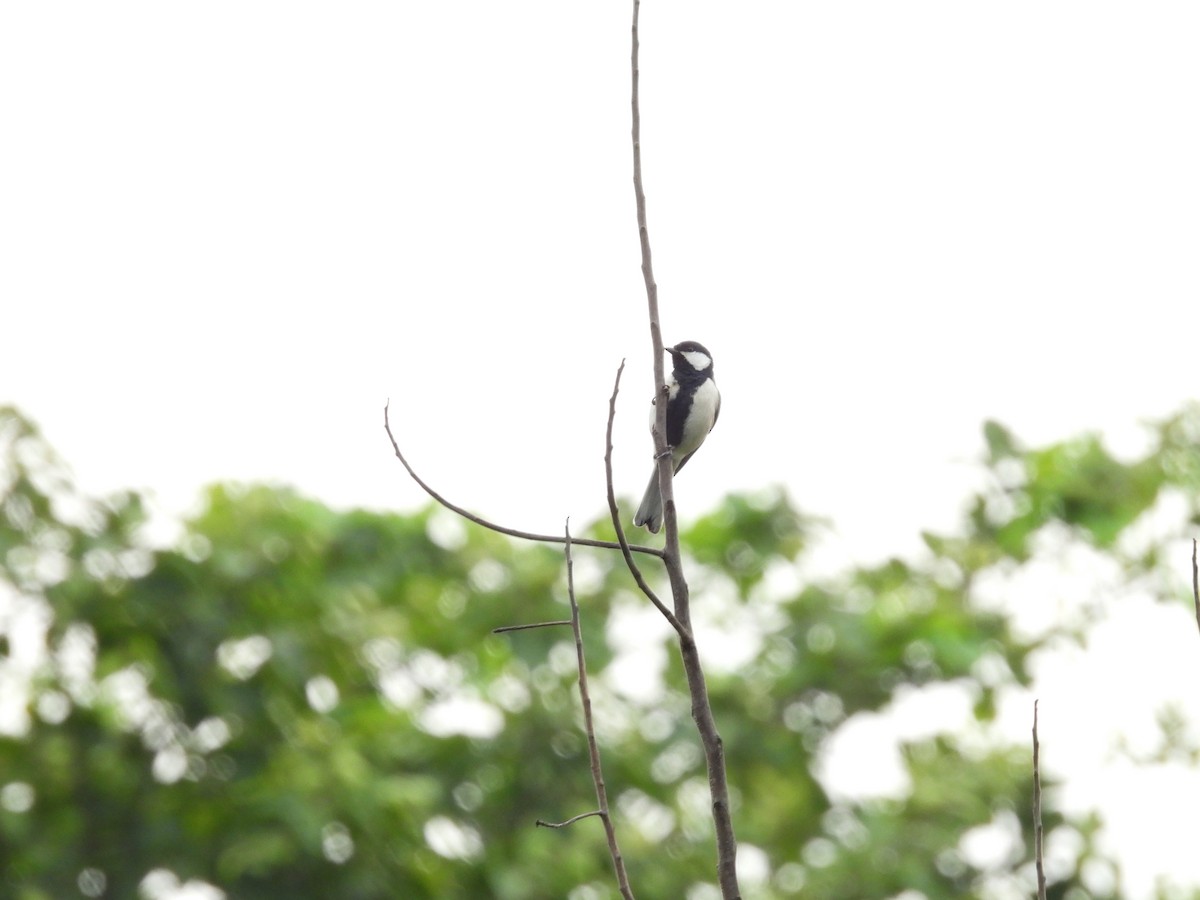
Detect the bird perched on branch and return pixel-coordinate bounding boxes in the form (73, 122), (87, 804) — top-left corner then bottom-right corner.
(633, 341), (721, 533)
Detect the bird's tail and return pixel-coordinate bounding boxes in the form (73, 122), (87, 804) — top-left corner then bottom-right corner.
(633, 469), (663, 534)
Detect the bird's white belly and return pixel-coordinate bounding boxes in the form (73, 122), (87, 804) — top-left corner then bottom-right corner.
(677, 379), (720, 456)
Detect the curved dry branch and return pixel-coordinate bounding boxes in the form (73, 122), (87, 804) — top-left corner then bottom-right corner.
(604, 360), (686, 637)
(384, 401), (664, 559)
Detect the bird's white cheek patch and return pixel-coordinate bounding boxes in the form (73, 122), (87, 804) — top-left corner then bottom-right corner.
(681, 351), (711, 372)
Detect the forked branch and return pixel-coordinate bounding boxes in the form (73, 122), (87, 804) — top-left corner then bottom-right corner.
(604, 360), (686, 637)
(380, 2), (743, 895)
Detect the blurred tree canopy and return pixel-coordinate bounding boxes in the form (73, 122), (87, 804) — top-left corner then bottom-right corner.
(2, 404), (1200, 899)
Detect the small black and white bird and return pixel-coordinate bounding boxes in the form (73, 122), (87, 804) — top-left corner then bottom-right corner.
(633, 340), (721, 533)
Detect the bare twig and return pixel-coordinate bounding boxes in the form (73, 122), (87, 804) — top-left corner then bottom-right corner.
(630, 3), (741, 896)
(384, 401), (663, 559)
(491, 620), (572, 634)
(563, 522), (635, 899)
(536, 811), (604, 829)
(1192, 540), (1199, 636)
(1032, 700), (1047, 900)
(604, 360), (686, 636)
(493, 526), (633, 896)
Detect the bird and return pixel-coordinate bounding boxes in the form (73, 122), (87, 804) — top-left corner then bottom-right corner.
(633, 340), (721, 533)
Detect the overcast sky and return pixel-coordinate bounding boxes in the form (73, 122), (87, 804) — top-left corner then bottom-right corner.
(4, 2), (1200, 896)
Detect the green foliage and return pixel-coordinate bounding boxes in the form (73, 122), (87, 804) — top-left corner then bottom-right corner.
(2, 403), (1198, 897)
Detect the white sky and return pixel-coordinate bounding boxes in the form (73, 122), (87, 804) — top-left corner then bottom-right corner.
(3, 2), (1200, 896)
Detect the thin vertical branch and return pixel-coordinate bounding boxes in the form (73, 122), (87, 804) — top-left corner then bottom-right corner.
(1192, 539), (1199, 636)
(630, 0), (672, 532)
(1032, 700), (1047, 900)
(630, 3), (741, 897)
(564, 522), (635, 900)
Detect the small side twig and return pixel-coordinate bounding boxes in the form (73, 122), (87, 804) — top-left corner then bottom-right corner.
(563, 521), (635, 899)
(1032, 700), (1047, 900)
(491, 620), (572, 634)
(604, 360), (686, 637)
(384, 401), (664, 559)
(1192, 539), (1199, 636)
(536, 811), (604, 829)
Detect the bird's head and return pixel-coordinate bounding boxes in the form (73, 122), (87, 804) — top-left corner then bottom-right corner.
(667, 341), (714, 377)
